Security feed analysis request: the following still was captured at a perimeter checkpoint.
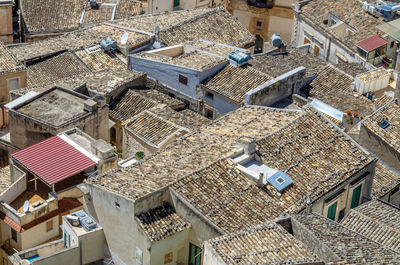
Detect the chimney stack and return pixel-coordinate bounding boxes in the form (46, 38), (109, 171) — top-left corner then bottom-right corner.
(237, 136), (256, 155)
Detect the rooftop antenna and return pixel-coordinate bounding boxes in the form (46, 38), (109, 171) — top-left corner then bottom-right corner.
(121, 32), (128, 46)
(155, 25), (160, 37)
(23, 200), (29, 213)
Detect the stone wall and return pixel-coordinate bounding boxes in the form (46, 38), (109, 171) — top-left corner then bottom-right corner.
(245, 66), (306, 106)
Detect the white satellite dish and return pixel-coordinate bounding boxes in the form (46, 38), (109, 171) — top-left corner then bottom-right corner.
(121, 32), (128, 45)
(23, 200), (29, 213)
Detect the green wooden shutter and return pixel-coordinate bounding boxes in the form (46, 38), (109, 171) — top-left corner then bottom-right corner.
(351, 184), (362, 208)
(189, 244), (201, 265)
(327, 201), (337, 221)
(173, 0), (179, 7)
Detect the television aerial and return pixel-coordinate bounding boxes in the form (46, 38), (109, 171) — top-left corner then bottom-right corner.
(155, 25), (160, 35)
(23, 200), (29, 213)
(121, 32), (129, 45)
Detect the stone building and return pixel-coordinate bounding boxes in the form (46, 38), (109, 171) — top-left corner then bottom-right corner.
(0, 0), (14, 44)
(227, 0), (297, 52)
(0, 42), (26, 127)
(8, 87), (109, 149)
(292, 0), (396, 67)
(358, 101), (400, 172)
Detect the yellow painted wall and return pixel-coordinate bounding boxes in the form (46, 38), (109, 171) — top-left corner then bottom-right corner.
(0, 4), (13, 43)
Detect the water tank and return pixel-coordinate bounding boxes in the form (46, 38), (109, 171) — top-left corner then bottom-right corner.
(229, 51), (250, 64)
(271, 33), (283, 48)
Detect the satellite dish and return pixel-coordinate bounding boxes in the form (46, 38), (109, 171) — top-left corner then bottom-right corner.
(121, 32), (128, 45)
(23, 200), (29, 213)
(155, 25), (160, 35)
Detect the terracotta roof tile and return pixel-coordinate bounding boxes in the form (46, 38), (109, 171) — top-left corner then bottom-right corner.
(207, 222), (321, 264)
(372, 162), (400, 198)
(201, 64), (272, 103)
(73, 50), (126, 72)
(341, 200), (400, 252)
(293, 213), (400, 264)
(0, 42), (26, 75)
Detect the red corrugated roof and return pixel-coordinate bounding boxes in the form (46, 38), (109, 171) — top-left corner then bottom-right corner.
(11, 136), (96, 185)
(357, 35), (388, 53)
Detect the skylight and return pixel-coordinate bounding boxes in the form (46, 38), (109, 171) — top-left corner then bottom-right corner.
(267, 171), (293, 192)
(378, 120), (390, 130)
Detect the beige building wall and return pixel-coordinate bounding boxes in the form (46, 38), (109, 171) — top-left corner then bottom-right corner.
(20, 216), (59, 250)
(228, 0), (296, 51)
(0, 3), (13, 44)
(0, 71), (27, 105)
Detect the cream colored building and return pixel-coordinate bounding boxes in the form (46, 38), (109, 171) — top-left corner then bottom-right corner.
(0, 1), (13, 44)
(227, 0), (297, 53)
(0, 42), (26, 128)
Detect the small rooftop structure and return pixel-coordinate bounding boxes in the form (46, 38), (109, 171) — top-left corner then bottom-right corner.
(136, 203), (190, 242)
(14, 87), (92, 127)
(11, 135), (96, 186)
(356, 34), (388, 53)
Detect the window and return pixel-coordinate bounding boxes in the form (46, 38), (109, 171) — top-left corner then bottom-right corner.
(189, 243), (201, 265)
(64, 231), (70, 248)
(7, 78), (19, 91)
(173, 0), (179, 8)
(327, 201), (337, 221)
(338, 209), (345, 221)
(256, 21), (262, 27)
(205, 91), (214, 101)
(136, 247), (143, 265)
(351, 184), (362, 208)
(115, 202), (120, 208)
(303, 37), (310, 44)
(391, 41), (395, 48)
(314, 45), (320, 57)
(46, 220), (53, 232)
(276, 176), (286, 185)
(255, 35), (264, 54)
(179, 74), (188, 85)
(11, 228), (17, 243)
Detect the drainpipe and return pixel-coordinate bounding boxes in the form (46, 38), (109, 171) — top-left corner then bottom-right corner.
(326, 36), (332, 63)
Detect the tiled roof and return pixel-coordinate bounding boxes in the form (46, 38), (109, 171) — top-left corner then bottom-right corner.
(158, 8), (254, 47)
(127, 110), (184, 146)
(357, 34), (388, 53)
(207, 222), (321, 264)
(201, 64), (272, 103)
(335, 63), (368, 77)
(307, 66), (374, 118)
(372, 162), (400, 198)
(26, 52), (90, 87)
(292, 213), (400, 264)
(110, 90), (158, 122)
(374, 95), (394, 110)
(80, 4), (115, 27)
(148, 107), (210, 131)
(20, 0), (142, 35)
(136, 50), (227, 71)
(87, 106), (301, 200)
(134, 89), (183, 108)
(20, 0), (86, 34)
(248, 48), (328, 78)
(341, 200), (400, 252)
(16, 69), (144, 98)
(186, 40), (239, 57)
(0, 166), (11, 195)
(114, 0), (142, 20)
(73, 50), (126, 72)
(136, 203), (190, 242)
(363, 101), (400, 152)
(16, 88), (88, 127)
(9, 24), (151, 62)
(299, 0), (383, 53)
(256, 110), (374, 213)
(0, 42), (26, 75)
(171, 159), (276, 233)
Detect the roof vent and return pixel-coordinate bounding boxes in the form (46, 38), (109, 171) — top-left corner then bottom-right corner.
(89, 0), (99, 9)
(100, 38), (117, 52)
(229, 51), (250, 67)
(267, 171), (293, 192)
